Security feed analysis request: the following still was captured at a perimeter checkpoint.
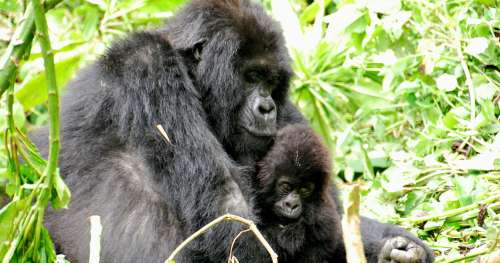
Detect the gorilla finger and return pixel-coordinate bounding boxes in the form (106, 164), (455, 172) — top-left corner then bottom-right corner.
(407, 242), (427, 261)
(390, 249), (414, 263)
(390, 248), (423, 263)
(379, 239), (396, 260)
(390, 236), (410, 250)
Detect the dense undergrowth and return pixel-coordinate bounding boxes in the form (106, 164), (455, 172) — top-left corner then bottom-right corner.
(0, 0), (499, 262)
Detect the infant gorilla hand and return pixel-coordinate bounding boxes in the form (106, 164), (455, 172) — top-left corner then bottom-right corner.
(378, 236), (429, 263)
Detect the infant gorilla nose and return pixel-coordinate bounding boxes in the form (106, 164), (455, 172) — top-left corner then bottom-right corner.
(276, 193), (303, 220)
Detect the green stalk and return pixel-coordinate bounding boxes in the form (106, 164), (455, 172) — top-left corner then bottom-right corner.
(31, 0), (60, 205)
(0, 0), (63, 97)
(401, 194), (500, 224)
(6, 77), (21, 191)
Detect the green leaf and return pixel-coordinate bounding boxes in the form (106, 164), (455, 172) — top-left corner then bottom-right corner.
(16, 54), (82, 110)
(423, 220), (444, 231)
(443, 111), (458, 129)
(0, 99), (25, 132)
(366, 0), (401, 15)
(86, 0), (107, 10)
(464, 37), (489, 56)
(325, 4), (364, 36)
(452, 177), (474, 206)
(81, 5), (102, 40)
(50, 169), (71, 209)
(40, 228), (56, 262)
(0, 0), (20, 12)
(0, 199), (28, 259)
(435, 74), (457, 92)
(300, 2), (320, 25)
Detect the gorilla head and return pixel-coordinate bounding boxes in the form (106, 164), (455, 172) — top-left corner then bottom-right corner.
(256, 124), (332, 224)
(254, 124), (341, 261)
(165, 0), (294, 161)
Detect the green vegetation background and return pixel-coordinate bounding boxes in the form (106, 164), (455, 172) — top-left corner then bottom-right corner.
(0, 0), (498, 262)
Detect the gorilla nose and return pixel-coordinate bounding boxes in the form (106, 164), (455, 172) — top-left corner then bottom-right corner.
(284, 199), (299, 211)
(253, 98), (276, 121)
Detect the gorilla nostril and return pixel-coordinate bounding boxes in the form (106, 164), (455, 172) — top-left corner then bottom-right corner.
(258, 101), (275, 115)
(285, 201), (299, 210)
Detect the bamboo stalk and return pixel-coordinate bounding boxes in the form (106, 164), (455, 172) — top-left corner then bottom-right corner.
(31, 0), (61, 204)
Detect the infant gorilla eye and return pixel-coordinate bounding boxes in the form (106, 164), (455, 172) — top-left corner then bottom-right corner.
(299, 183), (314, 197)
(279, 182), (292, 193)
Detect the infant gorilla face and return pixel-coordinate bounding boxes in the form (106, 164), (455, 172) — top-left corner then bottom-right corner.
(256, 124), (330, 223)
(273, 178), (314, 220)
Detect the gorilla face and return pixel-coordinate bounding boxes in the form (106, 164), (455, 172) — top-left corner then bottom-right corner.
(166, 0), (292, 160)
(238, 57), (291, 139)
(272, 179), (315, 220)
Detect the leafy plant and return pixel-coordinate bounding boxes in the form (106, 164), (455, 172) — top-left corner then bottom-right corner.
(267, 0), (499, 261)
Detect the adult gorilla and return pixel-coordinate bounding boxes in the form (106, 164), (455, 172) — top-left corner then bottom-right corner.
(33, 0), (433, 262)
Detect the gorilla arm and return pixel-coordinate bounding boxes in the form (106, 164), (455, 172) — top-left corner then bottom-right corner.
(360, 217), (434, 263)
(327, 187), (434, 263)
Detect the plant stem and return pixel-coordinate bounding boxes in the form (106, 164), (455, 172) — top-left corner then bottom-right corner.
(6, 78), (21, 190)
(165, 214), (278, 263)
(401, 194), (500, 224)
(31, 0), (60, 205)
(341, 184), (367, 263)
(0, 0), (63, 97)
(455, 28), (475, 122)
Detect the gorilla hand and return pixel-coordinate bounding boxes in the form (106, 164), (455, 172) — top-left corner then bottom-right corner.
(378, 236), (429, 263)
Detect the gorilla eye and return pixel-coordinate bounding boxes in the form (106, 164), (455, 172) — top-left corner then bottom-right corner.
(299, 183), (314, 197)
(279, 182), (292, 193)
(244, 70), (261, 83)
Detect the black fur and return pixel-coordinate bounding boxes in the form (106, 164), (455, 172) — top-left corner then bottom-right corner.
(31, 0), (434, 262)
(255, 124), (342, 262)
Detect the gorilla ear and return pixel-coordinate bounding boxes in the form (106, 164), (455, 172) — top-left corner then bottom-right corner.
(193, 39), (206, 61)
(179, 38), (207, 64)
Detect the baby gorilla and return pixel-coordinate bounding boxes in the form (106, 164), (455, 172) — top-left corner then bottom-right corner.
(254, 124), (343, 262)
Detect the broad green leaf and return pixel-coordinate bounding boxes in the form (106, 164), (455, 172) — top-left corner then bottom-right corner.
(324, 4), (363, 37)
(81, 5), (102, 40)
(443, 111), (458, 129)
(435, 74), (457, 92)
(464, 37), (489, 56)
(0, 99), (25, 132)
(16, 54), (82, 110)
(299, 2), (320, 25)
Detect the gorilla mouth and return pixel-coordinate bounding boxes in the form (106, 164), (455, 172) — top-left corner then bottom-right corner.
(242, 125), (277, 138)
(273, 205), (302, 221)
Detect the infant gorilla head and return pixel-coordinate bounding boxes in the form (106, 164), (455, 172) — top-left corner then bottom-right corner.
(255, 124), (340, 261)
(256, 124), (331, 222)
